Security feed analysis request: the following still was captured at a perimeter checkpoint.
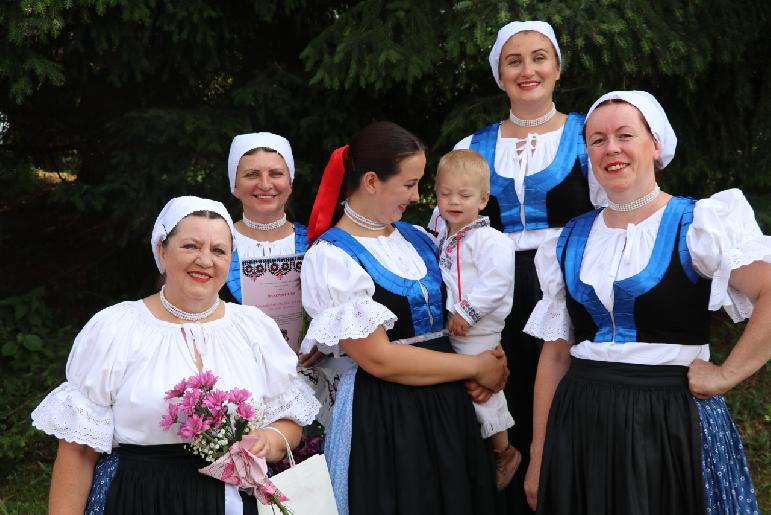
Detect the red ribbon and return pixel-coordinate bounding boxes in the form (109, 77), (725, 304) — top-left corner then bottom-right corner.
(308, 145), (349, 244)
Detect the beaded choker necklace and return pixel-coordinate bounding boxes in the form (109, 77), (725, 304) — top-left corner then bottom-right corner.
(159, 285), (220, 322)
(243, 213), (287, 231)
(509, 102), (557, 127)
(344, 201), (387, 231)
(608, 184), (661, 212)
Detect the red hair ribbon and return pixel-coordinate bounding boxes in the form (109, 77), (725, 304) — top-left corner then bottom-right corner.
(307, 145), (349, 243)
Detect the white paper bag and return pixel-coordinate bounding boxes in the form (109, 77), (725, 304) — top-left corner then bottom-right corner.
(256, 430), (338, 515)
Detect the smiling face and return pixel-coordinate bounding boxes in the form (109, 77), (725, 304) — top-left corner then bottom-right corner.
(436, 170), (489, 233)
(499, 31), (560, 107)
(585, 102), (661, 202)
(158, 215), (232, 309)
(367, 151), (426, 224)
(233, 149), (292, 221)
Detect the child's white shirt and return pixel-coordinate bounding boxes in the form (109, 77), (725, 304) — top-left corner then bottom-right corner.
(438, 217), (515, 335)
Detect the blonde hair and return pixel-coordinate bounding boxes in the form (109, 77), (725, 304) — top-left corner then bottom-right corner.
(436, 149), (490, 195)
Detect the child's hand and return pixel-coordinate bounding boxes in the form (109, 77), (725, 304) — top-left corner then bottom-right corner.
(465, 380), (494, 403)
(298, 346), (324, 367)
(448, 313), (470, 336)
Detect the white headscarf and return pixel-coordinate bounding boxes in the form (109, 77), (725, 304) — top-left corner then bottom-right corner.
(151, 196), (236, 273)
(585, 90), (677, 169)
(489, 21), (562, 90)
(227, 132), (295, 194)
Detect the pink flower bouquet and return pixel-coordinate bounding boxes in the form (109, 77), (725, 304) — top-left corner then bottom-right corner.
(161, 370), (291, 514)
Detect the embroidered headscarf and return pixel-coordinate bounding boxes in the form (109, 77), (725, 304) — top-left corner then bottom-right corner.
(227, 132), (295, 194)
(585, 90), (677, 169)
(151, 196), (236, 273)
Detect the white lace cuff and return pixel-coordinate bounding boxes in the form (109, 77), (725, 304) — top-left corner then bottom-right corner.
(262, 377), (321, 426)
(300, 297), (397, 356)
(31, 382), (114, 453)
(709, 239), (771, 322)
(524, 299), (574, 343)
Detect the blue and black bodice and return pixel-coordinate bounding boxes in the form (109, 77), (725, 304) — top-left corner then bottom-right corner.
(319, 222), (446, 341)
(470, 113), (594, 233)
(557, 197), (711, 345)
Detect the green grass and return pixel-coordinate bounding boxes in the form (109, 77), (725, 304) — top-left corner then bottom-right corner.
(0, 439), (54, 515)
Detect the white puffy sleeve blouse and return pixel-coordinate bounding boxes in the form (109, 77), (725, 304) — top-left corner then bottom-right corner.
(524, 189), (771, 366)
(31, 301), (320, 452)
(439, 223), (515, 335)
(300, 228), (431, 357)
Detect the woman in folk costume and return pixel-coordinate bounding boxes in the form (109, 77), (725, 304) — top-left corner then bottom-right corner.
(524, 90), (768, 514)
(301, 121), (508, 515)
(224, 132), (336, 426)
(32, 196), (319, 514)
(223, 132), (307, 300)
(429, 20), (607, 514)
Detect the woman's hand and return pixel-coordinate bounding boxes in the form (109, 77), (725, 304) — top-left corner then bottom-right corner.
(524, 446), (542, 510)
(248, 421), (302, 463)
(688, 359), (734, 399)
(448, 313), (470, 336)
(247, 428), (272, 459)
(298, 346), (324, 367)
(464, 380), (494, 403)
(475, 345), (508, 391)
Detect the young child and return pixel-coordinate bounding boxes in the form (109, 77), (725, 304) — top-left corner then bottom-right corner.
(434, 149), (521, 491)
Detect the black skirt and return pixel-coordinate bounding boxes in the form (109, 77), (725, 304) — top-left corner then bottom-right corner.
(537, 358), (705, 515)
(347, 337), (501, 515)
(501, 249), (542, 515)
(103, 444), (257, 515)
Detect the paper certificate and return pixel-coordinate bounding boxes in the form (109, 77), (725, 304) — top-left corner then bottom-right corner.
(240, 253), (304, 352)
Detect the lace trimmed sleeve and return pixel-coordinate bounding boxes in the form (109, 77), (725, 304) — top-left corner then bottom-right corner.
(524, 235), (574, 343)
(30, 305), (130, 453)
(300, 241), (397, 356)
(688, 189), (771, 322)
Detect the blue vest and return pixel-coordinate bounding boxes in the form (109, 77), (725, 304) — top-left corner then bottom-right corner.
(470, 113), (593, 233)
(557, 197), (711, 345)
(318, 222), (445, 339)
(226, 223), (308, 304)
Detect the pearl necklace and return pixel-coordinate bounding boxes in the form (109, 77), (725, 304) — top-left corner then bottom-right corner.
(159, 286), (220, 322)
(608, 184), (661, 212)
(509, 102), (557, 127)
(243, 213), (287, 231)
(344, 201), (387, 231)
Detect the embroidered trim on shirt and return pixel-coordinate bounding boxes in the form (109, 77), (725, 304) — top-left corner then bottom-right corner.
(458, 298), (481, 324)
(438, 217), (491, 271)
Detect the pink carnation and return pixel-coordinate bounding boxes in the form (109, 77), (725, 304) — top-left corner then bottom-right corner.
(188, 370), (218, 390)
(160, 414), (175, 431)
(159, 402), (180, 431)
(228, 388), (251, 405)
(209, 411), (225, 429)
(202, 389), (229, 412)
(236, 402), (255, 421)
(164, 378), (189, 400)
(178, 413), (211, 439)
(179, 389), (203, 416)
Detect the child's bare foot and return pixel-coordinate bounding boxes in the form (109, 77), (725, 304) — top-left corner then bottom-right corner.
(494, 444), (522, 491)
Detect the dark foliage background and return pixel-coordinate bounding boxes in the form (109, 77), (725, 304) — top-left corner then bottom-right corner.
(1, 1), (769, 511)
